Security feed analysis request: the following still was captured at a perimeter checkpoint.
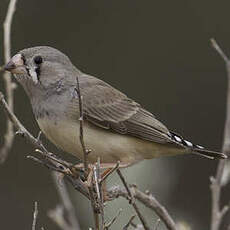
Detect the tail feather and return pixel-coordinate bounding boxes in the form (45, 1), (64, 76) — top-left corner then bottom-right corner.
(193, 148), (227, 160)
(170, 132), (227, 159)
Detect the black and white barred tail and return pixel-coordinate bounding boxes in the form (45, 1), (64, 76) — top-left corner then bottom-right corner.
(170, 132), (227, 159)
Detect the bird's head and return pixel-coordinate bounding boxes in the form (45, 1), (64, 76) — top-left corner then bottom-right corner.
(4, 46), (80, 97)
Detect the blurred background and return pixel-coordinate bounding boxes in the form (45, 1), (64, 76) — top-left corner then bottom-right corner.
(0, 0), (230, 229)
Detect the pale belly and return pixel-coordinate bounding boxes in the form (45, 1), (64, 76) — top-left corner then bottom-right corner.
(37, 118), (185, 164)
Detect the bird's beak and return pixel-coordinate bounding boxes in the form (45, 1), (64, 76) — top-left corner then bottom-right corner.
(4, 60), (16, 71)
(4, 54), (25, 74)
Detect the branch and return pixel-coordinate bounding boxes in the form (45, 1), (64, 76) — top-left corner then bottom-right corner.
(116, 168), (150, 230)
(75, 77), (103, 230)
(50, 172), (81, 230)
(75, 76), (90, 176)
(108, 185), (177, 230)
(0, 0), (18, 163)
(210, 38), (230, 230)
(32, 202), (38, 230)
(123, 215), (136, 230)
(104, 208), (122, 229)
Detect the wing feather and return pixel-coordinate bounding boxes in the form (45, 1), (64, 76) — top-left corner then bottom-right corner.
(74, 74), (171, 144)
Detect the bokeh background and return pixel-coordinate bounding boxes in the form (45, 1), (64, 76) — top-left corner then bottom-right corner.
(0, 0), (230, 229)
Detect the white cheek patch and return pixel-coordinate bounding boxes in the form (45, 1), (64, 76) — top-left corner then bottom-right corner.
(29, 68), (38, 84)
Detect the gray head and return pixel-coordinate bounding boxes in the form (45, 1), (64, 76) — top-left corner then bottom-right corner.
(4, 46), (81, 97)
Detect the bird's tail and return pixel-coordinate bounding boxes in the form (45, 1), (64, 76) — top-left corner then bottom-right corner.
(170, 132), (227, 159)
(192, 148), (227, 159)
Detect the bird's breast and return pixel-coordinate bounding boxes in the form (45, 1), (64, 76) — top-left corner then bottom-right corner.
(36, 117), (146, 164)
(37, 116), (185, 165)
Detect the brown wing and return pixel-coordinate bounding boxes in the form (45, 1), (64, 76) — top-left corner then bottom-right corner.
(76, 74), (172, 144)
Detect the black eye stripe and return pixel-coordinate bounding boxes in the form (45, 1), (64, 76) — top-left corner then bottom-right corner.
(34, 56), (43, 65)
(21, 54), (26, 65)
(35, 67), (40, 80)
(25, 67), (30, 76)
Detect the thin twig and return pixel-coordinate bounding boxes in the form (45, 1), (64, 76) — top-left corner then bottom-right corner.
(32, 202), (38, 230)
(210, 38), (230, 230)
(75, 76), (89, 176)
(104, 208), (122, 230)
(0, 0), (18, 163)
(0, 92), (49, 154)
(76, 77), (102, 229)
(87, 169), (100, 230)
(116, 169), (150, 230)
(108, 185), (177, 230)
(123, 215), (136, 230)
(93, 159), (105, 229)
(51, 172), (81, 230)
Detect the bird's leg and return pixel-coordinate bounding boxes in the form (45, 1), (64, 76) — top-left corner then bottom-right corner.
(70, 162), (130, 202)
(71, 163), (93, 180)
(101, 167), (114, 179)
(100, 162), (130, 182)
(99, 162), (131, 202)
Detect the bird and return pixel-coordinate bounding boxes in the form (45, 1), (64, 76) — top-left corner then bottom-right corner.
(4, 46), (227, 168)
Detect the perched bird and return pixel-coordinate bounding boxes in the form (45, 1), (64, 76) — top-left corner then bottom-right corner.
(4, 46), (227, 167)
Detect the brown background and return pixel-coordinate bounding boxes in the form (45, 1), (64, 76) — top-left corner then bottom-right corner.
(0, 0), (230, 229)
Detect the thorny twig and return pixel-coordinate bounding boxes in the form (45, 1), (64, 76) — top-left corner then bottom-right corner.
(0, 0), (17, 163)
(75, 76), (101, 229)
(108, 185), (177, 230)
(75, 76), (90, 176)
(116, 168), (150, 230)
(210, 38), (230, 230)
(94, 159), (105, 229)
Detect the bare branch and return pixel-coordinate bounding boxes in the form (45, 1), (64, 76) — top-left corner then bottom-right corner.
(104, 208), (122, 230)
(0, 92), (49, 155)
(211, 39), (228, 63)
(93, 159), (105, 229)
(75, 77), (103, 230)
(0, 0), (18, 163)
(116, 168), (150, 230)
(75, 76), (90, 176)
(210, 38), (230, 230)
(51, 172), (81, 230)
(108, 185), (177, 230)
(32, 202), (38, 230)
(123, 215), (136, 230)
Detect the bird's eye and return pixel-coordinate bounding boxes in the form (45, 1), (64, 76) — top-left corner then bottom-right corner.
(34, 56), (43, 65)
